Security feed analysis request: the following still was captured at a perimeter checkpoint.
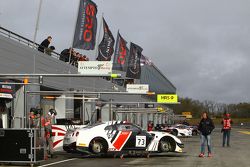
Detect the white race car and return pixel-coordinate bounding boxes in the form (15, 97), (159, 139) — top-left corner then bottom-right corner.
(167, 124), (192, 137)
(63, 121), (184, 155)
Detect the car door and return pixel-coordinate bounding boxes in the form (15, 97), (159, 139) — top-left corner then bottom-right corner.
(122, 124), (153, 151)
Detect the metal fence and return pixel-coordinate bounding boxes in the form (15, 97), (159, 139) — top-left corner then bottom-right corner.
(0, 26), (61, 60)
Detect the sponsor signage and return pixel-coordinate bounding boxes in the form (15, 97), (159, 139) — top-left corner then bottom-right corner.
(126, 42), (143, 79)
(182, 112), (192, 116)
(0, 84), (14, 99)
(73, 0), (98, 50)
(145, 103), (154, 108)
(126, 84), (149, 93)
(182, 112), (192, 119)
(78, 61), (113, 75)
(185, 115), (193, 119)
(113, 31), (129, 71)
(157, 94), (178, 103)
(97, 18), (115, 61)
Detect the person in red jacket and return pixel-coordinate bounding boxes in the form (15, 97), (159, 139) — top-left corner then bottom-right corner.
(147, 121), (154, 131)
(221, 113), (233, 147)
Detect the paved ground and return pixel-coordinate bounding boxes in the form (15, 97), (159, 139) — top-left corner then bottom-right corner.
(3, 127), (249, 167)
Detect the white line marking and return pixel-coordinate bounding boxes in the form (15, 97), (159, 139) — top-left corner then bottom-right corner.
(38, 158), (77, 167)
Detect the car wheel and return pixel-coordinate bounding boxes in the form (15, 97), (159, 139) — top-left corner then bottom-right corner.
(192, 130), (197, 136)
(90, 138), (108, 154)
(172, 129), (178, 136)
(159, 137), (176, 152)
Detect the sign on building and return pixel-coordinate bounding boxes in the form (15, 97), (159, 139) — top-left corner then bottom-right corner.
(0, 84), (14, 99)
(78, 61), (113, 75)
(182, 112), (192, 118)
(126, 84), (149, 93)
(145, 103), (154, 108)
(157, 94), (178, 103)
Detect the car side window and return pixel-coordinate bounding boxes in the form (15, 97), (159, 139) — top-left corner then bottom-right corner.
(104, 125), (116, 131)
(117, 124), (132, 131)
(131, 125), (141, 132)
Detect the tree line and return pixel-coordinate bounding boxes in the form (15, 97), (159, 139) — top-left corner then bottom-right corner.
(173, 98), (250, 118)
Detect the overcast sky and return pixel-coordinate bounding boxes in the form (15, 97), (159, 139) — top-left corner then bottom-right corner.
(1, 0), (250, 104)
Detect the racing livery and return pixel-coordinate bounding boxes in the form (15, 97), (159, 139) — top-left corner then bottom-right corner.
(63, 121), (184, 155)
(166, 124), (192, 137)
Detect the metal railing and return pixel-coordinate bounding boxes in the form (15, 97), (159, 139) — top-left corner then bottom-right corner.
(0, 26), (61, 60)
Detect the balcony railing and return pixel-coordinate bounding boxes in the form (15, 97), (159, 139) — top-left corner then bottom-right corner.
(0, 26), (61, 60)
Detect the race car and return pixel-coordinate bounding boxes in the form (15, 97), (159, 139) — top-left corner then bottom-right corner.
(167, 124), (192, 137)
(63, 121), (184, 156)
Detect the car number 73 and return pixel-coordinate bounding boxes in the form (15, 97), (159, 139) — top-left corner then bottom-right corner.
(136, 136), (146, 147)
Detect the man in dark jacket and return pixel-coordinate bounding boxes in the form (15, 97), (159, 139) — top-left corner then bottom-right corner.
(38, 36), (52, 53)
(60, 48), (73, 62)
(198, 111), (215, 158)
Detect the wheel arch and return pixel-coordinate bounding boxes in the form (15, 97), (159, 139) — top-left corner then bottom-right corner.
(158, 136), (176, 152)
(89, 136), (109, 154)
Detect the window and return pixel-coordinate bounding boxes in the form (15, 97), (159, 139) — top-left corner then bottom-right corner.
(104, 125), (116, 131)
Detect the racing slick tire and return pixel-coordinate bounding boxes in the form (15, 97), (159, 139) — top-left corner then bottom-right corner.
(192, 130), (198, 136)
(172, 129), (178, 136)
(158, 137), (176, 152)
(89, 137), (108, 154)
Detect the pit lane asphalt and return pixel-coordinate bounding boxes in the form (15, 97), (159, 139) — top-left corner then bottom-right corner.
(38, 127), (250, 167)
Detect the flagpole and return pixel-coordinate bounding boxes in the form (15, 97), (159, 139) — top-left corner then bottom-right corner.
(68, 0), (81, 65)
(66, 0), (81, 94)
(33, 0), (43, 73)
(95, 13), (104, 60)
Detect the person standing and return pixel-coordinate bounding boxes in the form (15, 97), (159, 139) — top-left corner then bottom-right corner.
(198, 111), (215, 158)
(221, 113), (233, 147)
(147, 121), (154, 131)
(38, 36), (52, 53)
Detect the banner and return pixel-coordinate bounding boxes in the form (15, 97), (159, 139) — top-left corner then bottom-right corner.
(113, 31), (129, 71)
(78, 61), (113, 75)
(73, 0), (98, 50)
(126, 42), (143, 79)
(157, 94), (178, 103)
(97, 18), (115, 61)
(126, 84), (149, 93)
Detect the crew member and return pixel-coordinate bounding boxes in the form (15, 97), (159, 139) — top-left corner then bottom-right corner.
(42, 109), (57, 158)
(147, 121), (154, 131)
(221, 113), (233, 147)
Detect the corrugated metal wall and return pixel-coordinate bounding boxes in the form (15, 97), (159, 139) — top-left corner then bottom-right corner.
(141, 64), (176, 94)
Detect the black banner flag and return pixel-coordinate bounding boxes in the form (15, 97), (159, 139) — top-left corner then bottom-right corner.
(113, 31), (129, 71)
(73, 0), (98, 50)
(126, 42), (143, 79)
(97, 18), (115, 61)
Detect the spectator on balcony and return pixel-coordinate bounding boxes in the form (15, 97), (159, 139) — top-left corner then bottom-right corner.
(45, 46), (55, 56)
(69, 50), (77, 65)
(78, 55), (85, 61)
(60, 47), (73, 62)
(73, 52), (81, 67)
(38, 36), (52, 53)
